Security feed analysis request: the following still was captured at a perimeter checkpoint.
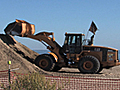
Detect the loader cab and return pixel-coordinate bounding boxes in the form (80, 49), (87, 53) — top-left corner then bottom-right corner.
(62, 33), (85, 54)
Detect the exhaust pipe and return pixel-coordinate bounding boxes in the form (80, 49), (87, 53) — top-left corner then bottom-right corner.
(4, 19), (35, 37)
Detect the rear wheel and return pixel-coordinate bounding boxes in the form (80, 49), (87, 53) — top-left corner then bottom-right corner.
(97, 65), (103, 73)
(35, 54), (54, 71)
(78, 55), (100, 74)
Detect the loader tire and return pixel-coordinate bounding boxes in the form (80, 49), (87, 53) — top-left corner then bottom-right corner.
(48, 54), (62, 72)
(78, 55), (100, 74)
(97, 66), (103, 73)
(35, 54), (54, 71)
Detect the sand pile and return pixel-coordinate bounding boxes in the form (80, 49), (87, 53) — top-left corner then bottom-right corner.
(0, 34), (42, 73)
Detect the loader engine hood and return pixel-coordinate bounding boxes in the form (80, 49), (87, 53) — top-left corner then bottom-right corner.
(4, 19), (35, 37)
(83, 45), (118, 61)
(83, 45), (119, 66)
(83, 45), (118, 51)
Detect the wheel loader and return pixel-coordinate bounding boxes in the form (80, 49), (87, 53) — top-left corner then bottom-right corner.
(4, 19), (120, 74)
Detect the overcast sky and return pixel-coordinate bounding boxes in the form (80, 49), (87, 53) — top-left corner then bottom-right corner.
(0, 0), (120, 50)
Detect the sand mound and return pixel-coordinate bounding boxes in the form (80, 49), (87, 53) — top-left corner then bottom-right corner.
(0, 34), (43, 73)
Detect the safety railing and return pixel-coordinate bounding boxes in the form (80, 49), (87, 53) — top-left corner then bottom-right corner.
(0, 70), (120, 90)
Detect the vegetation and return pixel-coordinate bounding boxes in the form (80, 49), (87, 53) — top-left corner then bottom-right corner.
(1, 73), (59, 90)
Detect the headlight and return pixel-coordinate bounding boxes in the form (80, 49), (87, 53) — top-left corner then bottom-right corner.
(108, 54), (113, 57)
(108, 53), (114, 61)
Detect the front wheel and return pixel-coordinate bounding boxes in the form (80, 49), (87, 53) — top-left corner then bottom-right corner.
(35, 55), (54, 71)
(48, 55), (62, 72)
(78, 55), (100, 74)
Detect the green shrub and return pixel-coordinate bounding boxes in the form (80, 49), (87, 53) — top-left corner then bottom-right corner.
(2, 73), (58, 90)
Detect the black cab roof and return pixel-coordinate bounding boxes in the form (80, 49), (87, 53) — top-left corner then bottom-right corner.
(65, 32), (85, 36)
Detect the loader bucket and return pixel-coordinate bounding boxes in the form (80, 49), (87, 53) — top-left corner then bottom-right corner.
(4, 19), (35, 37)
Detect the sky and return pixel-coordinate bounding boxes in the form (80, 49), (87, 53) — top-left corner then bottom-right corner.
(0, 0), (120, 50)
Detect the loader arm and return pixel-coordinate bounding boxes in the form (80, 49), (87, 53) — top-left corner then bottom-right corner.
(4, 19), (66, 65)
(26, 32), (65, 63)
(27, 32), (56, 50)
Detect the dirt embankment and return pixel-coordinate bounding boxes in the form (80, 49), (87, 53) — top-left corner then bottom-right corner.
(0, 34), (120, 78)
(0, 34), (44, 73)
